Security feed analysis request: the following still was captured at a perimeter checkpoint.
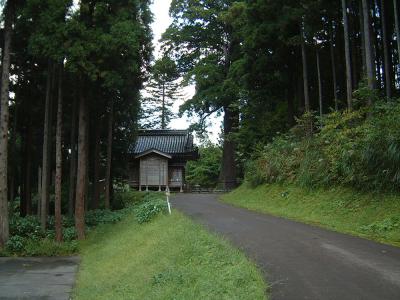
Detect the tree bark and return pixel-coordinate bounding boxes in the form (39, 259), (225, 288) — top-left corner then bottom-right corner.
(55, 65), (63, 243)
(316, 48), (323, 120)
(218, 106), (238, 190)
(40, 62), (54, 230)
(360, 1), (367, 75)
(362, 0), (377, 102)
(350, 8), (360, 88)
(75, 89), (88, 240)
(21, 123), (33, 216)
(381, 0), (393, 97)
(161, 83), (166, 129)
(394, 0), (400, 78)
(24, 122), (32, 215)
(92, 123), (101, 209)
(373, 1), (382, 89)
(68, 92), (78, 216)
(342, 0), (353, 110)
(287, 87), (295, 127)
(300, 22), (310, 112)
(104, 100), (114, 209)
(0, 2), (13, 247)
(8, 99), (18, 205)
(329, 22), (339, 111)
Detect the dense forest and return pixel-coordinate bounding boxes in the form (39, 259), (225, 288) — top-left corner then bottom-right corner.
(1, 0), (400, 249)
(0, 0), (152, 247)
(161, 0), (400, 190)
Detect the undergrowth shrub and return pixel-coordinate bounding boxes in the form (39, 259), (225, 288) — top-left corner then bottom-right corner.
(113, 190), (145, 208)
(135, 193), (167, 223)
(2, 190), (166, 256)
(247, 100), (400, 192)
(85, 209), (124, 226)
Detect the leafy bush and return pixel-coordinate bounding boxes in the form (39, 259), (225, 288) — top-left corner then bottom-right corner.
(113, 190), (145, 208)
(135, 193), (168, 223)
(63, 227), (77, 241)
(9, 215), (44, 240)
(85, 209), (124, 227)
(2, 190), (167, 256)
(6, 235), (26, 253)
(246, 100), (400, 192)
(186, 144), (222, 188)
(360, 217), (400, 234)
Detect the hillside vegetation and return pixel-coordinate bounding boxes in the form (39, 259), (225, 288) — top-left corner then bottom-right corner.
(222, 100), (400, 246)
(223, 184), (400, 246)
(245, 101), (400, 193)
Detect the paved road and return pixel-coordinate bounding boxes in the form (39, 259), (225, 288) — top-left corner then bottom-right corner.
(0, 256), (79, 300)
(171, 193), (400, 300)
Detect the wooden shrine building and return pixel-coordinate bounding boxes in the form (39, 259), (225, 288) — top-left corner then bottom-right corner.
(128, 130), (198, 191)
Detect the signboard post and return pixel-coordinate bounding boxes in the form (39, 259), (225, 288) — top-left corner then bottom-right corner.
(166, 189), (171, 214)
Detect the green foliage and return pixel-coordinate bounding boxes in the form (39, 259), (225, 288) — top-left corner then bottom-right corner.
(85, 210), (124, 227)
(186, 144), (222, 188)
(2, 189), (147, 256)
(23, 239), (78, 256)
(9, 215), (43, 240)
(222, 184), (400, 246)
(6, 236), (26, 253)
(113, 189), (145, 208)
(246, 100), (400, 193)
(134, 193), (168, 224)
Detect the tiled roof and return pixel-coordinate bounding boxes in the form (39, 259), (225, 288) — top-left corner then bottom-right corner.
(130, 130), (195, 154)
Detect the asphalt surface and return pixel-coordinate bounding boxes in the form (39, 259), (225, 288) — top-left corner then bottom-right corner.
(0, 256), (79, 300)
(171, 193), (400, 300)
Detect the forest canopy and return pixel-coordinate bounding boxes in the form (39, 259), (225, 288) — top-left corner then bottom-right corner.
(1, 0), (400, 249)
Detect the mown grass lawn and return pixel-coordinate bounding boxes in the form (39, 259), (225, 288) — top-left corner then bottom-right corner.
(74, 211), (267, 300)
(222, 183), (400, 247)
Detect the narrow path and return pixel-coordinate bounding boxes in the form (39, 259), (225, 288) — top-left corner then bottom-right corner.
(0, 256), (79, 300)
(171, 193), (400, 300)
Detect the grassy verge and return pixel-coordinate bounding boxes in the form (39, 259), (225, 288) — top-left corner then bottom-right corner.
(222, 183), (400, 247)
(74, 211), (267, 300)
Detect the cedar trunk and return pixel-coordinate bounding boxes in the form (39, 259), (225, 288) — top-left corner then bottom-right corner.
(218, 106), (238, 190)
(373, 1), (382, 89)
(104, 101), (114, 209)
(22, 124), (33, 216)
(359, 1), (367, 74)
(75, 90), (88, 240)
(55, 66), (63, 242)
(394, 0), (400, 73)
(0, 2), (13, 247)
(92, 125), (101, 209)
(362, 0), (376, 102)
(68, 93), (78, 216)
(342, 0), (353, 110)
(381, 0), (393, 97)
(330, 22), (339, 111)
(300, 23), (310, 112)
(316, 49), (323, 120)
(40, 63), (54, 230)
(161, 83), (166, 129)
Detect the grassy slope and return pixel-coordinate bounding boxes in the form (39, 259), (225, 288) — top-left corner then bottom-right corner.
(74, 211), (267, 300)
(222, 184), (400, 247)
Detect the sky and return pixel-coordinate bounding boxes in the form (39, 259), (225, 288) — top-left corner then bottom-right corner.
(150, 0), (222, 144)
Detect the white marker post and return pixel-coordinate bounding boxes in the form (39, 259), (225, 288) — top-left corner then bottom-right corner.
(166, 188), (171, 214)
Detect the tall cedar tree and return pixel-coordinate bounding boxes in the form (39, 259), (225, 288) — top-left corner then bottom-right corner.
(142, 56), (181, 129)
(0, 1), (14, 247)
(342, 0), (353, 109)
(163, 0), (240, 189)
